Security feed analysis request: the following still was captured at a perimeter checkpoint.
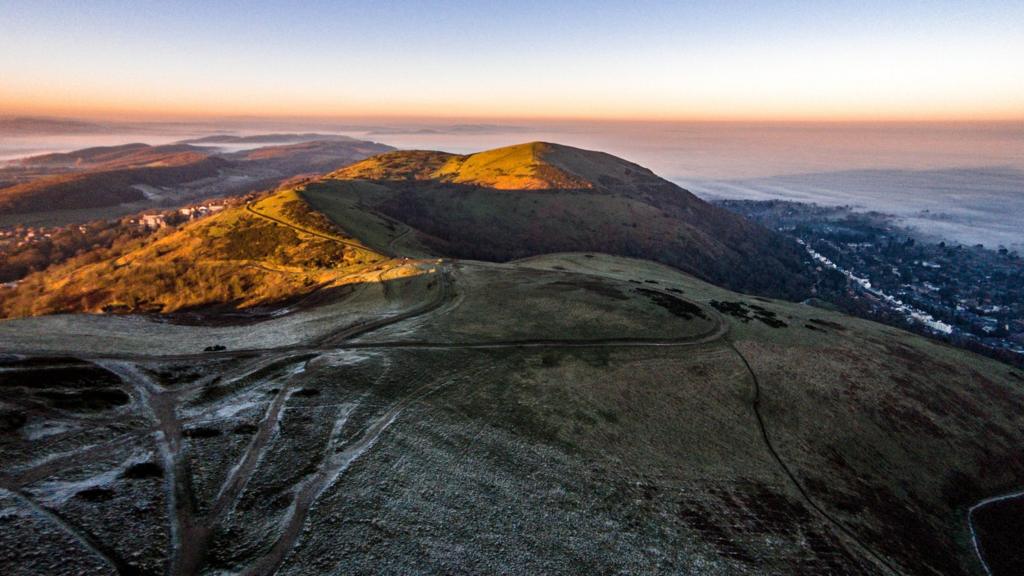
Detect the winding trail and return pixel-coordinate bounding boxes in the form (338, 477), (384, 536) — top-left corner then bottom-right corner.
(210, 382), (298, 519)
(315, 264), (451, 347)
(385, 223), (412, 256)
(726, 340), (901, 576)
(967, 489), (1024, 576)
(244, 202), (370, 252)
(98, 361), (203, 576)
(239, 355), (453, 576)
(2, 430), (152, 488)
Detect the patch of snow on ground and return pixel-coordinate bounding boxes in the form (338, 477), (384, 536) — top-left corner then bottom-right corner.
(319, 349), (380, 368)
(30, 449), (155, 506)
(21, 419), (80, 441)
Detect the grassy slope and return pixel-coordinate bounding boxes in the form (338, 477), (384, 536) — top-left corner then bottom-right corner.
(0, 189), (392, 317)
(356, 260), (720, 343)
(308, 142), (811, 299)
(299, 180), (437, 258)
(513, 253), (1024, 575)
(333, 142), (620, 190)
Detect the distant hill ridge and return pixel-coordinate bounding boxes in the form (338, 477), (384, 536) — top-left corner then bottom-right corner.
(0, 138), (393, 218)
(332, 141), (656, 190)
(18, 143), (206, 168)
(180, 133), (360, 145)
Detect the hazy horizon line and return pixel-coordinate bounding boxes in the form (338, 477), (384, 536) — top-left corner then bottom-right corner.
(4, 112), (1023, 127)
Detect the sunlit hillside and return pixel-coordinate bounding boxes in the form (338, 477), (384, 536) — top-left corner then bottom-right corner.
(335, 141), (662, 190)
(0, 188), (406, 317)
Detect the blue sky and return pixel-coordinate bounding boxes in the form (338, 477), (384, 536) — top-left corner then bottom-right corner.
(2, 0), (1022, 119)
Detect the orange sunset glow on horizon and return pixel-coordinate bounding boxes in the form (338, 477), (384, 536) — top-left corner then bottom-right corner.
(2, 1), (1023, 123)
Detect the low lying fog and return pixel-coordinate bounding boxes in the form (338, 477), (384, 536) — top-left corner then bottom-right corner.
(3, 119), (1022, 247)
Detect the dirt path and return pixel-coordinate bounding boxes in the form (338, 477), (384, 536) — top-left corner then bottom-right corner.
(209, 384), (297, 520)
(239, 406), (364, 576)
(726, 341), (900, 576)
(239, 358), (455, 576)
(314, 264), (451, 347)
(0, 486), (141, 575)
(98, 361), (205, 576)
(1, 430), (152, 488)
(385, 224), (412, 256)
(968, 489), (1024, 576)
(244, 203), (369, 251)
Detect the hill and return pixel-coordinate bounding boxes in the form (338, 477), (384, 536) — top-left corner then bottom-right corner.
(310, 142), (812, 299)
(0, 252), (1020, 575)
(0, 138), (393, 226)
(179, 133), (359, 145)
(0, 156), (229, 214)
(0, 116), (103, 135)
(0, 188), (409, 317)
(16, 143), (209, 170)
(222, 139), (395, 173)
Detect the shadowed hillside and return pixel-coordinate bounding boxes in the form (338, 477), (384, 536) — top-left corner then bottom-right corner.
(0, 157), (229, 214)
(310, 142), (812, 299)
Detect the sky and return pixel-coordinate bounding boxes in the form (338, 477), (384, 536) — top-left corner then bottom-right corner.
(1, 0), (1023, 121)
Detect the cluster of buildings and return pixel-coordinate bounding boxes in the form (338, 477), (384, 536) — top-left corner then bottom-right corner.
(131, 201), (227, 230)
(810, 234), (1022, 350)
(719, 199), (1024, 365)
(0, 226), (61, 249)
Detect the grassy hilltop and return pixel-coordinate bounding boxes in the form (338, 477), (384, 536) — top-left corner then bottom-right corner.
(0, 189), (399, 317)
(307, 142), (812, 299)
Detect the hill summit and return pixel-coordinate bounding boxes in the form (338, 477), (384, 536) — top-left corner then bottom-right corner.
(313, 142), (812, 299)
(1, 141), (811, 317)
(332, 142), (640, 190)
(0, 189), (412, 317)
